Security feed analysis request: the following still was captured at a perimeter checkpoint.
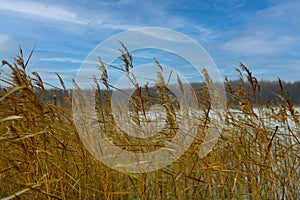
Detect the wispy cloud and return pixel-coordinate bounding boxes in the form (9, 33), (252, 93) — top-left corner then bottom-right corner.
(0, 0), (138, 31)
(256, 1), (300, 22)
(95, 21), (137, 31)
(40, 57), (83, 64)
(223, 36), (293, 55)
(0, 34), (20, 58)
(0, 34), (10, 46)
(0, 0), (88, 24)
(135, 28), (193, 42)
(212, 0), (246, 12)
(221, 1), (300, 57)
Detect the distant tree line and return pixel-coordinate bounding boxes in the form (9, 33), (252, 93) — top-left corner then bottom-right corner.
(191, 80), (300, 106)
(0, 80), (299, 106)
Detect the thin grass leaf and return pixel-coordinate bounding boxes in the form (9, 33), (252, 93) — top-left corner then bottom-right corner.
(0, 86), (26, 102)
(0, 115), (24, 123)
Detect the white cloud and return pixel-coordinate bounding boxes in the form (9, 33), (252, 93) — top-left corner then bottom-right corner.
(95, 21), (137, 31)
(39, 57), (100, 66)
(0, 0), (88, 24)
(0, 0), (138, 30)
(135, 28), (193, 42)
(0, 34), (10, 46)
(256, 1), (300, 22)
(40, 57), (83, 64)
(0, 34), (21, 58)
(223, 36), (294, 55)
(212, 0), (246, 12)
(221, 1), (300, 57)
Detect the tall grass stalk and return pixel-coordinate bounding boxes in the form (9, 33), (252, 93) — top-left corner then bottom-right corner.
(0, 48), (299, 199)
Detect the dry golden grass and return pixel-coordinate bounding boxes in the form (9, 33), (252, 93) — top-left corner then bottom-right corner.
(0, 48), (299, 199)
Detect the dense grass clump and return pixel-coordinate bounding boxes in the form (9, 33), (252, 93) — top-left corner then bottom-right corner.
(0, 48), (299, 199)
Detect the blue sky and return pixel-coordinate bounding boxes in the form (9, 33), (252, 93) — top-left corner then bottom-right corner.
(0, 0), (300, 87)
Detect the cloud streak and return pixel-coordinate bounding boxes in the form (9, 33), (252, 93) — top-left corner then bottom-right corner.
(0, 34), (10, 45)
(40, 57), (83, 64)
(0, 0), (88, 24)
(223, 36), (294, 55)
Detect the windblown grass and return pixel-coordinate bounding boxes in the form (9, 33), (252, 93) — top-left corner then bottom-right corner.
(0, 47), (299, 199)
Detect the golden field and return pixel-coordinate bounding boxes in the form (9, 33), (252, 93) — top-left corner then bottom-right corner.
(0, 48), (299, 199)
